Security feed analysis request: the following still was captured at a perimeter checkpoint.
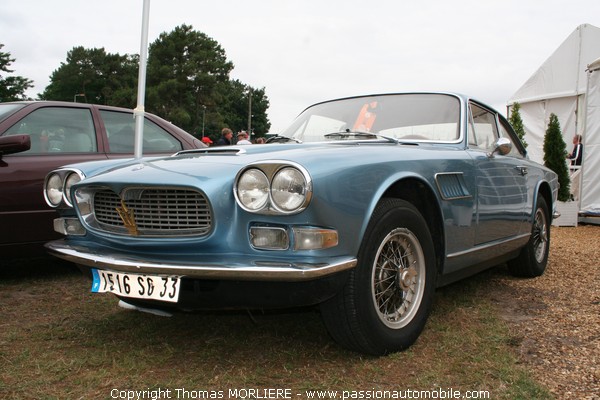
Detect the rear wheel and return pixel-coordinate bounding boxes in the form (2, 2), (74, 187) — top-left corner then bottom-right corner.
(320, 198), (436, 355)
(508, 196), (550, 277)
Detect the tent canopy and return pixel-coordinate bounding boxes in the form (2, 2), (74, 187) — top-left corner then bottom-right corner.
(509, 24), (600, 106)
(508, 24), (600, 219)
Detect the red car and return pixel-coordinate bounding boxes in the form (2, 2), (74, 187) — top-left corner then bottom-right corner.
(0, 101), (205, 258)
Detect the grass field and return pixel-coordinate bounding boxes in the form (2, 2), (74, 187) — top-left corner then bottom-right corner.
(0, 254), (553, 400)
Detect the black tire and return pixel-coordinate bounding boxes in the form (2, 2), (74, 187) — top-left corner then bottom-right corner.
(508, 196), (550, 277)
(320, 198), (436, 355)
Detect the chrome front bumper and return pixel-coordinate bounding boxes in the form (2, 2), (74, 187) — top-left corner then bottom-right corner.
(45, 240), (357, 282)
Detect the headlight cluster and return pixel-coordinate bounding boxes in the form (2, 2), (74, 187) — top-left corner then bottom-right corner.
(44, 168), (85, 208)
(234, 162), (312, 214)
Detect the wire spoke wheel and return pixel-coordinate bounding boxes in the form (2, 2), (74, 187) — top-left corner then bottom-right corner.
(532, 207), (548, 264)
(372, 228), (426, 329)
(320, 198), (435, 355)
(508, 196), (550, 278)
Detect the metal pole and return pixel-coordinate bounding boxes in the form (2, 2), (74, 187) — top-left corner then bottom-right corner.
(133, 0), (151, 160)
(247, 89), (252, 134)
(201, 105), (206, 137)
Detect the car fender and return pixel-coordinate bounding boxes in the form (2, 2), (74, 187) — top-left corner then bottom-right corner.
(357, 170), (444, 256)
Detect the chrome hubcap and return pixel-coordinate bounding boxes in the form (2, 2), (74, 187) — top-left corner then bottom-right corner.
(399, 266), (418, 291)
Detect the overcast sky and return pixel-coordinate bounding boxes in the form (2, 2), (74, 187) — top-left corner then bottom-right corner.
(2, 0), (600, 133)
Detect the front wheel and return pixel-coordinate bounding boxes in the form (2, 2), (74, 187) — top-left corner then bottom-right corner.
(320, 198), (436, 355)
(508, 196), (550, 277)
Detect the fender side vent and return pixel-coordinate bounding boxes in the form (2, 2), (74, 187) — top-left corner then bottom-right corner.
(435, 173), (472, 200)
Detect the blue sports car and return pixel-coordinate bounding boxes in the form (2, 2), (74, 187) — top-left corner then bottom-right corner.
(44, 93), (559, 355)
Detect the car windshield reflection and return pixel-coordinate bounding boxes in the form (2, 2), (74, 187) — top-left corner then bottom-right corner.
(280, 93), (461, 144)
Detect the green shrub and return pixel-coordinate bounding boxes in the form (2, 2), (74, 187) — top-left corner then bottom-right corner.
(509, 102), (527, 148)
(543, 113), (570, 201)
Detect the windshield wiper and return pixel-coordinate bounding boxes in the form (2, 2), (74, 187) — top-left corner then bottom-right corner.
(325, 131), (375, 138)
(324, 130), (398, 143)
(266, 134), (302, 143)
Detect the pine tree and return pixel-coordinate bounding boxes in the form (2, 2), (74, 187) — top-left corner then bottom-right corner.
(39, 46), (138, 105)
(543, 113), (570, 201)
(0, 44), (33, 101)
(509, 102), (527, 148)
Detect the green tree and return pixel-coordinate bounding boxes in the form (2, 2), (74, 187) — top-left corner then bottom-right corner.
(37, 25), (271, 136)
(0, 44), (34, 101)
(543, 113), (570, 201)
(509, 102), (527, 148)
(39, 46), (138, 105)
(216, 80), (270, 139)
(145, 24), (271, 136)
(145, 24), (234, 134)
(245, 86), (271, 138)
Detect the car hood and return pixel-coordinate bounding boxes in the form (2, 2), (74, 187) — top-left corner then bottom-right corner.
(72, 141), (454, 189)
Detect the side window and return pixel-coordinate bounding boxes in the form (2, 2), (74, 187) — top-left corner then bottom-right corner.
(101, 110), (183, 153)
(468, 103), (498, 151)
(5, 107), (96, 154)
(498, 118), (525, 158)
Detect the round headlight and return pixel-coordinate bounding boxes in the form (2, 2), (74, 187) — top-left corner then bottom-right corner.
(45, 173), (64, 207)
(236, 169), (269, 211)
(63, 172), (82, 206)
(271, 167), (307, 212)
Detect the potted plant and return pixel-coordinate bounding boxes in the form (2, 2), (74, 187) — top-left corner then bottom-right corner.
(543, 113), (577, 226)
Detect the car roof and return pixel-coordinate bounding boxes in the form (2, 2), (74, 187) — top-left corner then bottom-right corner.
(2, 100), (143, 114)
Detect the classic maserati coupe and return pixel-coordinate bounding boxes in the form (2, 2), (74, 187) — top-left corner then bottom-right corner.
(44, 93), (559, 355)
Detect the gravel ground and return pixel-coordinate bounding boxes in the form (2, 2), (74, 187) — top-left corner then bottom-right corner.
(1, 225), (597, 398)
(488, 224), (600, 399)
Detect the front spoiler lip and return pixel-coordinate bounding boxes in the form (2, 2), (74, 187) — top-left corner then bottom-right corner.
(45, 240), (357, 282)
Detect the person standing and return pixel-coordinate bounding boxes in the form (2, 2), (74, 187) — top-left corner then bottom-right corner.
(216, 128), (233, 146)
(567, 134), (583, 166)
(236, 131), (252, 145)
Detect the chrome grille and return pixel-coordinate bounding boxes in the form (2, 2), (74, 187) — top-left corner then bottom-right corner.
(93, 188), (212, 236)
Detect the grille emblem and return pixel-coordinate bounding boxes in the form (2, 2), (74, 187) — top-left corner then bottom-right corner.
(115, 199), (139, 236)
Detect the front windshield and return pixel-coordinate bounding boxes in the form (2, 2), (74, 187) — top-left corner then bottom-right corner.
(279, 93), (461, 143)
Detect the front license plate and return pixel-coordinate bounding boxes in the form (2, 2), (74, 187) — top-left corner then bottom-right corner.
(91, 269), (181, 303)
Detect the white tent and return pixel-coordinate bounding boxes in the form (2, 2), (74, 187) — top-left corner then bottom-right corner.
(508, 23), (600, 223)
(580, 56), (600, 219)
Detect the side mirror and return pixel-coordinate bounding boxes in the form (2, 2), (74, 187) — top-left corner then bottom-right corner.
(0, 135), (31, 157)
(488, 137), (512, 158)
